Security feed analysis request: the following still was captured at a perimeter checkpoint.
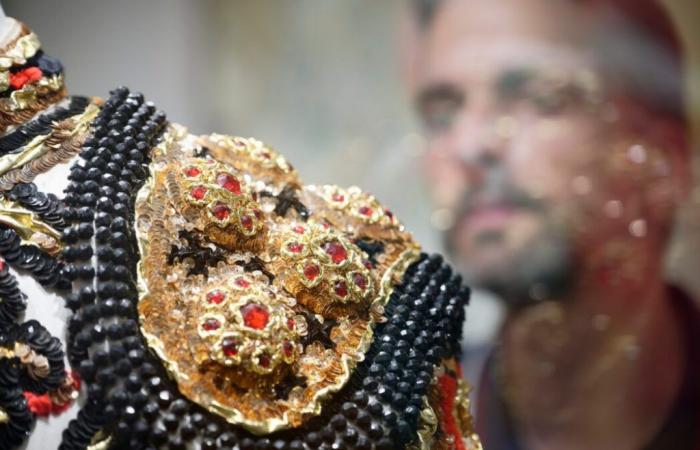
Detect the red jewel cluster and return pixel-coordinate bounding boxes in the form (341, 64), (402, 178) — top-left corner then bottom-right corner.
(280, 223), (373, 304)
(326, 187), (398, 226)
(183, 162), (264, 237)
(197, 277), (300, 374)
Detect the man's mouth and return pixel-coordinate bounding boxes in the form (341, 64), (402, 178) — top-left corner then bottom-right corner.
(461, 202), (519, 232)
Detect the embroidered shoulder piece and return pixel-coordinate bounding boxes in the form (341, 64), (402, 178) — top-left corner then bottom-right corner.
(51, 86), (483, 450)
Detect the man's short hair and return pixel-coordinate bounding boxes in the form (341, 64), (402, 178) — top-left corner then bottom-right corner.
(410, 0), (688, 138)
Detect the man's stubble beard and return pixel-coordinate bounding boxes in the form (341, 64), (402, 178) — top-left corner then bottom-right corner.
(446, 218), (576, 310)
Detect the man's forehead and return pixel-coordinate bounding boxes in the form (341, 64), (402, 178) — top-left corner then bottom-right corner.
(418, 0), (594, 84)
(419, 37), (595, 92)
(425, 0), (585, 43)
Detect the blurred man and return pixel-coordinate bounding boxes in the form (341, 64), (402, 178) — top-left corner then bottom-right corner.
(407, 0), (698, 449)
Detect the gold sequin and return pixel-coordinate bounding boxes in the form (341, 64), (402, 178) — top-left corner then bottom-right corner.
(136, 125), (419, 433)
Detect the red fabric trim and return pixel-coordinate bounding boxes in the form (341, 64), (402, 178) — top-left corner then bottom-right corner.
(9, 67), (44, 90)
(438, 373), (466, 450)
(23, 370), (81, 417)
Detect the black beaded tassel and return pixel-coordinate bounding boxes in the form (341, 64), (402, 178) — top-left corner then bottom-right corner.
(59, 86), (167, 450)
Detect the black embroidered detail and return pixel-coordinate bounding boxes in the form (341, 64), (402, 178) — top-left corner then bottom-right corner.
(355, 239), (385, 266)
(261, 185), (310, 220)
(234, 255), (275, 282)
(193, 145), (211, 158)
(273, 373), (308, 401)
(300, 312), (337, 350)
(167, 230), (227, 278)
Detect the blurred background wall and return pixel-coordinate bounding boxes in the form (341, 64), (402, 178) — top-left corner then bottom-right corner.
(5, 0), (700, 341)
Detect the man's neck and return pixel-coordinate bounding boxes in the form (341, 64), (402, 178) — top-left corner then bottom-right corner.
(497, 253), (685, 450)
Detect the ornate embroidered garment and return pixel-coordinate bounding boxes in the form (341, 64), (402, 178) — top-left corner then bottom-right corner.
(0, 18), (481, 450)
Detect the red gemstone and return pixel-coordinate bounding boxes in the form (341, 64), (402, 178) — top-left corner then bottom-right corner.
(332, 193), (345, 202)
(303, 263), (320, 281)
(0, 259), (5, 271)
(259, 353), (271, 368)
(260, 151), (272, 160)
(287, 242), (304, 254)
(241, 303), (269, 330)
(184, 166), (201, 177)
(222, 337), (238, 357)
(324, 241), (347, 264)
(322, 222), (331, 230)
(385, 209), (394, 219)
(287, 318), (295, 329)
(353, 273), (368, 290)
(283, 340), (294, 357)
(216, 173), (242, 195)
(358, 206), (373, 217)
(212, 203), (231, 220)
(240, 215), (253, 231)
(292, 225), (305, 234)
(206, 290), (225, 304)
(190, 186), (207, 200)
(234, 277), (250, 288)
(202, 318), (221, 331)
(253, 209), (263, 219)
(363, 259), (374, 270)
(334, 280), (348, 298)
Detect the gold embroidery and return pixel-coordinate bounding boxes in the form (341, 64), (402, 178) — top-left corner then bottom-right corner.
(0, 100), (100, 189)
(409, 397), (439, 450)
(0, 197), (62, 255)
(2, 32), (40, 66)
(136, 125), (420, 433)
(455, 378), (484, 450)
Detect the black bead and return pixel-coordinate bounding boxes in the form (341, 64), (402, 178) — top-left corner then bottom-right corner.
(330, 414), (347, 431)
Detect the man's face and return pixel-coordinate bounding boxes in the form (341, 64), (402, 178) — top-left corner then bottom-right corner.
(414, 0), (678, 303)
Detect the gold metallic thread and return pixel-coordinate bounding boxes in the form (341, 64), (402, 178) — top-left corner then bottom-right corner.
(0, 195), (62, 255)
(86, 433), (112, 450)
(409, 397), (439, 450)
(136, 125), (420, 434)
(0, 100), (99, 189)
(455, 378), (484, 450)
(2, 32), (40, 65)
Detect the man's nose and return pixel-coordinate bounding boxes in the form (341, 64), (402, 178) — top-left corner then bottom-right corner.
(449, 108), (511, 184)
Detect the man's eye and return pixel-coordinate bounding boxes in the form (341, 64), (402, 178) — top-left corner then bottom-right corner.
(527, 82), (591, 115)
(530, 89), (569, 114)
(421, 100), (460, 134)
